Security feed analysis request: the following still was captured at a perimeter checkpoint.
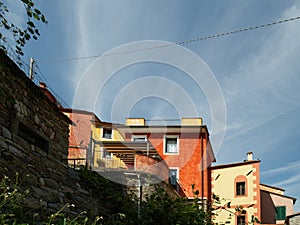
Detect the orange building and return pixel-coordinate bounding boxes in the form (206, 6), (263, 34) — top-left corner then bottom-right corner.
(60, 109), (215, 201)
(116, 117), (216, 200)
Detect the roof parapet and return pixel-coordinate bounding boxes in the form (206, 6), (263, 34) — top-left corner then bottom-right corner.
(181, 118), (203, 126)
(126, 118), (146, 126)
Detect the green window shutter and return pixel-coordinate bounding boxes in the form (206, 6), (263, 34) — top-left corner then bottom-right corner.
(275, 206), (286, 220)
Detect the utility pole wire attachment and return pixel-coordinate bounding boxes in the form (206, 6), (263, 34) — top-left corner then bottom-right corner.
(29, 57), (35, 80)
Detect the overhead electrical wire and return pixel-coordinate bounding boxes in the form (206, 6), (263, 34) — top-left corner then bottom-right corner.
(34, 62), (71, 108)
(36, 15), (300, 63)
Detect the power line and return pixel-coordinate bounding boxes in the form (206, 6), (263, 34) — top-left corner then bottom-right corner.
(34, 62), (71, 108)
(36, 15), (300, 63)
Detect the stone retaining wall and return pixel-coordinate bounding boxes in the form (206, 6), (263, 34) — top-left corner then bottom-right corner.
(0, 51), (105, 219)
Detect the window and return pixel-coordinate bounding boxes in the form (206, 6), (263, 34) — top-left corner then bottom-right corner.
(237, 215), (246, 225)
(164, 136), (179, 154)
(132, 135), (147, 142)
(236, 182), (246, 196)
(234, 175), (247, 197)
(275, 206), (286, 220)
(18, 122), (49, 153)
(102, 128), (112, 139)
(169, 168), (179, 191)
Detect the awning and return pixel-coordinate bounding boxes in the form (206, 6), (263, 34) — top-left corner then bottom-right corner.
(92, 140), (161, 164)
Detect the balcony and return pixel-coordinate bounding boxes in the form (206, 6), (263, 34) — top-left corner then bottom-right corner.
(67, 139), (169, 182)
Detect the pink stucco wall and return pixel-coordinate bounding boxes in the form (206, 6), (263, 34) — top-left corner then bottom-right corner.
(271, 192), (294, 217)
(261, 190), (294, 224)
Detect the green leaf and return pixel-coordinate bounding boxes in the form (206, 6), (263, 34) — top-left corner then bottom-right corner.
(16, 45), (22, 51)
(33, 13), (40, 21)
(24, 33), (30, 40)
(34, 29), (40, 36)
(34, 8), (41, 15)
(28, 27), (34, 34)
(27, 10), (32, 17)
(191, 184), (195, 190)
(41, 15), (46, 23)
(27, 21), (35, 27)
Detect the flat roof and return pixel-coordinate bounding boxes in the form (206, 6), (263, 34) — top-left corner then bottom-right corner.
(211, 160), (261, 170)
(115, 125), (210, 136)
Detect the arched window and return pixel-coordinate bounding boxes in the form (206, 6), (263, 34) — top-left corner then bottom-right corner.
(234, 175), (247, 197)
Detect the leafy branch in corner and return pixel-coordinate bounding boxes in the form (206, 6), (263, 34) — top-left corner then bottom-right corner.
(0, 0), (47, 58)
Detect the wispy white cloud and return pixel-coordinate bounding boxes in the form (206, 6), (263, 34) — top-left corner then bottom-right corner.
(261, 160), (300, 177)
(222, 3), (300, 139)
(272, 174), (300, 188)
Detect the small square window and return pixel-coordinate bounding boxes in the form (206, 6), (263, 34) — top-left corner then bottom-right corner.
(236, 182), (246, 196)
(164, 136), (178, 154)
(132, 135), (147, 142)
(18, 122), (49, 153)
(102, 128), (112, 139)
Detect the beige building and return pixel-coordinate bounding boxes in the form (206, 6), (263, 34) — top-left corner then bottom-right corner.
(211, 152), (296, 225)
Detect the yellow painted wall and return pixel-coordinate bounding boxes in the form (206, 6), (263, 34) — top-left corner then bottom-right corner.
(91, 125), (126, 169)
(212, 164), (258, 225)
(91, 125), (124, 141)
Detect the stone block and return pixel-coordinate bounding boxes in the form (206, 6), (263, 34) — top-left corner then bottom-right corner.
(39, 177), (45, 186)
(24, 197), (40, 209)
(44, 178), (58, 189)
(8, 144), (22, 156)
(1, 126), (11, 139)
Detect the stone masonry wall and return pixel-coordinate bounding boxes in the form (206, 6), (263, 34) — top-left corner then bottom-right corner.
(0, 51), (107, 219)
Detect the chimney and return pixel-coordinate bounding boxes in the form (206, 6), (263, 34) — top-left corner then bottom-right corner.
(247, 152), (253, 161)
(126, 118), (146, 126)
(39, 82), (46, 89)
(181, 118), (203, 126)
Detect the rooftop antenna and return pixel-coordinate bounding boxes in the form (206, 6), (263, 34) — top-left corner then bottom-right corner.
(29, 57), (35, 80)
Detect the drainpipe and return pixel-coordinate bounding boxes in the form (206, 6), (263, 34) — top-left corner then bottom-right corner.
(87, 131), (91, 169)
(88, 131), (94, 170)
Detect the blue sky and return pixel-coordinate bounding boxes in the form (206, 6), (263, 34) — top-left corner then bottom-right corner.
(5, 0), (300, 211)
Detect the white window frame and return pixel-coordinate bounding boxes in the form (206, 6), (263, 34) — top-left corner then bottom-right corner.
(101, 127), (113, 140)
(169, 167), (179, 192)
(163, 135), (179, 155)
(131, 135), (147, 142)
